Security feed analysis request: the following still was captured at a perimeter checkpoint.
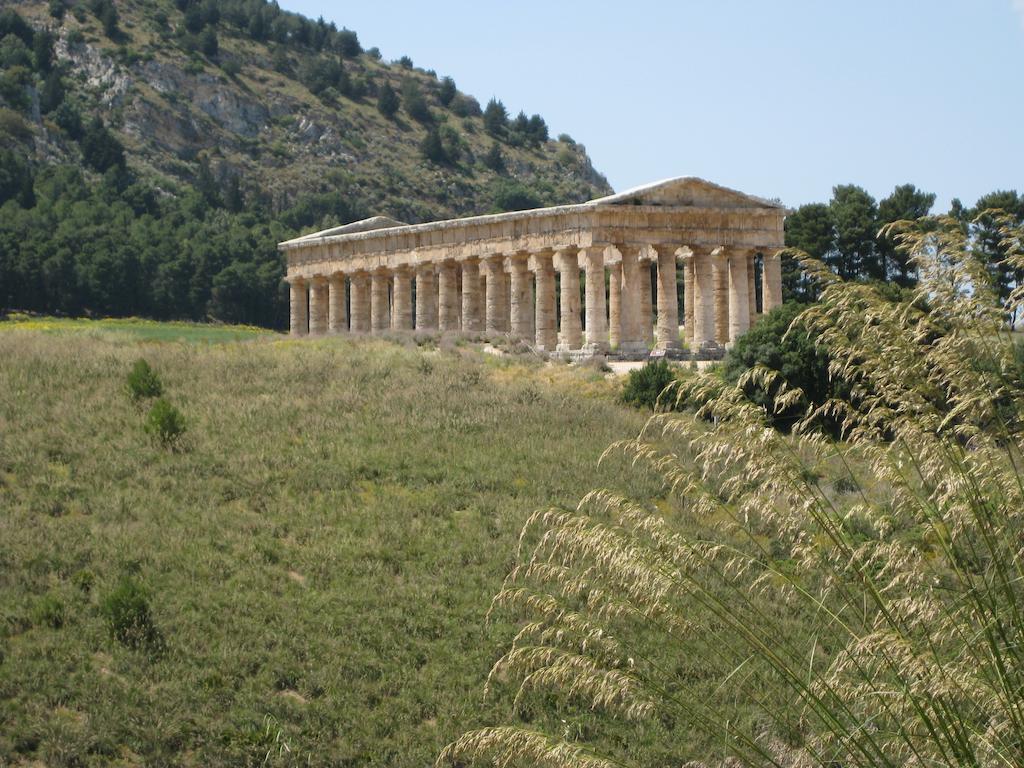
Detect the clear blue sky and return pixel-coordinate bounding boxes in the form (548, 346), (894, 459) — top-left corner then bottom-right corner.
(280, 1), (1023, 212)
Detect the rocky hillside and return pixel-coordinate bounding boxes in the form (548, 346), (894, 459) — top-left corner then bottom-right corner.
(0, 0), (611, 327)
(3, 0), (610, 224)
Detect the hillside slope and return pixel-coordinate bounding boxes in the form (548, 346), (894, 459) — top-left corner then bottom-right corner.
(0, 1), (611, 326)
(0, 326), (653, 767)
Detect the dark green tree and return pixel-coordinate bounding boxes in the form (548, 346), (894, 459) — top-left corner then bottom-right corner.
(527, 114), (548, 144)
(829, 184), (878, 280)
(39, 69), (64, 114)
(483, 98), (507, 135)
(482, 142), (504, 173)
(194, 156), (221, 208)
(100, 1), (120, 38)
(33, 29), (54, 72)
(80, 116), (125, 172)
(970, 190), (1024, 320)
(420, 127), (446, 163)
(877, 183), (935, 285)
(336, 28), (361, 57)
(376, 82), (399, 118)
(401, 79), (430, 122)
(438, 76), (456, 107)
(199, 27), (218, 58)
(722, 301), (833, 431)
(783, 202), (833, 301)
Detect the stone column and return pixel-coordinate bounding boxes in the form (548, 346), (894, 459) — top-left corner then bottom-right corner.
(747, 253), (758, 324)
(392, 267), (413, 331)
(350, 272), (370, 333)
(509, 253), (532, 339)
(328, 273), (347, 333)
(617, 245), (645, 354)
(308, 276), (328, 335)
(608, 261), (622, 349)
(370, 269), (390, 333)
(461, 259), (483, 333)
(484, 255), (507, 336)
(415, 263), (437, 330)
(437, 261), (459, 331)
(502, 271), (512, 333)
(533, 250), (557, 351)
(713, 251), (729, 345)
(637, 259), (653, 346)
(763, 249), (783, 312)
(693, 248), (716, 347)
(683, 252), (695, 345)
(656, 245), (681, 351)
(289, 278), (308, 337)
(556, 247), (583, 352)
(728, 248), (751, 342)
(582, 246), (608, 353)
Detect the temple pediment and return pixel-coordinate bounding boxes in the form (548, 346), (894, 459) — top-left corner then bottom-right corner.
(588, 177), (782, 210)
(284, 216), (408, 245)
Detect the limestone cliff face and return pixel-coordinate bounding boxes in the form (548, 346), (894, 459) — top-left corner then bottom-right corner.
(11, 1), (611, 224)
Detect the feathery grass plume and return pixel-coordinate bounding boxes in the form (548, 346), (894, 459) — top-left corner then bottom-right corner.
(441, 215), (1024, 767)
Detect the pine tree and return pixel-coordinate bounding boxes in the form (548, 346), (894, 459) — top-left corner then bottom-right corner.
(483, 98), (507, 135)
(420, 127), (446, 163)
(377, 83), (399, 119)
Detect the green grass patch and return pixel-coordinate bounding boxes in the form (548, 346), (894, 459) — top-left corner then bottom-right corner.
(0, 315), (274, 344)
(0, 328), (658, 766)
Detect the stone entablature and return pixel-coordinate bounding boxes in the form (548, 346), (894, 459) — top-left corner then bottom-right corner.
(279, 177), (788, 357)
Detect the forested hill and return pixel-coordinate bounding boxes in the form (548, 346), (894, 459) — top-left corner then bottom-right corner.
(0, 1), (611, 328)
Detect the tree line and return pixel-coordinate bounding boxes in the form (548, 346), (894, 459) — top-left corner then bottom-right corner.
(783, 183), (1024, 321)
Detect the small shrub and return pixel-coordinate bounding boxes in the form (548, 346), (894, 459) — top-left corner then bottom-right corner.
(100, 577), (160, 650)
(32, 593), (65, 629)
(144, 398), (185, 447)
(126, 358), (162, 400)
(620, 359), (676, 410)
(833, 475), (858, 495)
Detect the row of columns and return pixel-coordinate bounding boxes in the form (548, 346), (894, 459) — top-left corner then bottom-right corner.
(288, 245), (783, 353)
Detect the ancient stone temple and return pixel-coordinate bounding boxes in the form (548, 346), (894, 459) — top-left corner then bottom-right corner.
(278, 177), (786, 357)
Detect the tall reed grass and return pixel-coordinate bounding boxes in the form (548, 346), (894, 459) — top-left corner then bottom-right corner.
(441, 215), (1024, 767)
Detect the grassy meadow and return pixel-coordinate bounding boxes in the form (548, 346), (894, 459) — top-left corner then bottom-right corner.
(0, 321), (671, 766)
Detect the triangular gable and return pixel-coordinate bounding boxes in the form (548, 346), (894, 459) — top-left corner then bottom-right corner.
(280, 216), (408, 246)
(588, 177), (782, 209)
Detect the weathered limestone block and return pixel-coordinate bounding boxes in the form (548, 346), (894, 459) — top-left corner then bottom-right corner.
(349, 272), (370, 333)
(309, 276), (328, 335)
(583, 246), (608, 352)
(638, 260), (653, 346)
(683, 253), (695, 345)
(617, 245), (646, 354)
(713, 253), (729, 344)
(557, 247), (583, 351)
(763, 250), (783, 312)
(289, 278), (308, 336)
(693, 248), (716, 346)
(501, 271), (512, 333)
(656, 245), (680, 350)
(484, 255), (507, 336)
(533, 250), (557, 351)
(328, 273), (347, 333)
(461, 259), (483, 333)
(415, 264), (437, 330)
(438, 261), (459, 331)
(747, 253), (757, 324)
(370, 269), (390, 333)
(509, 254), (532, 339)
(608, 261), (622, 349)
(393, 267), (413, 331)
(728, 249), (751, 342)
